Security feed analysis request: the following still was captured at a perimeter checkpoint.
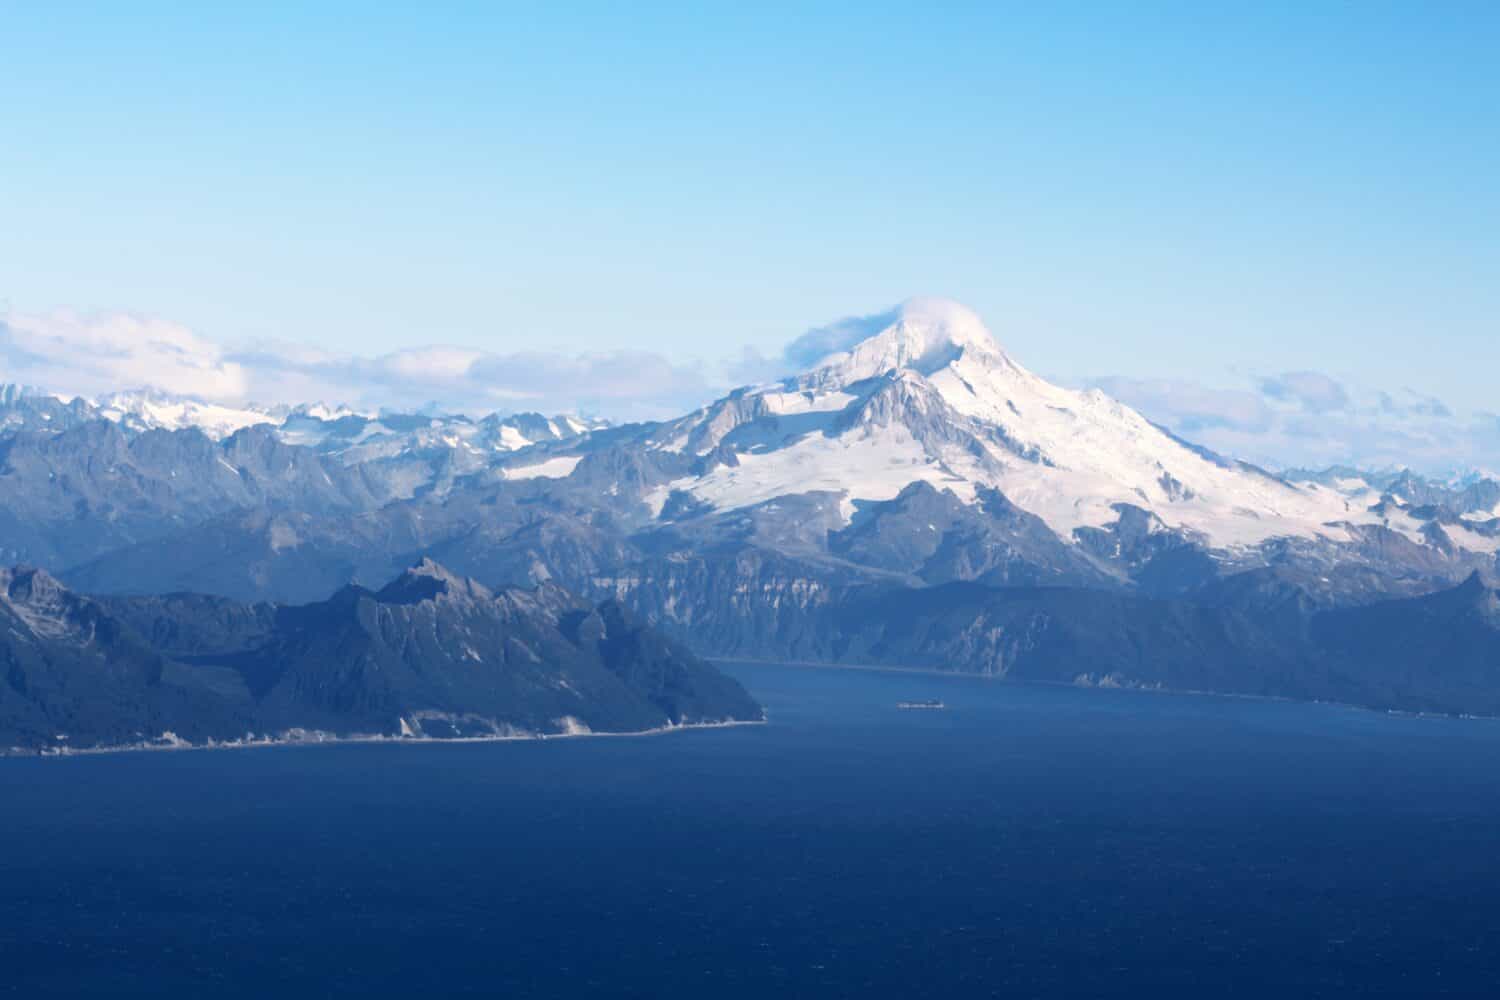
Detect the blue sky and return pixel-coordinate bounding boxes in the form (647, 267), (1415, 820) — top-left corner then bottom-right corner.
(1, 4), (1496, 465)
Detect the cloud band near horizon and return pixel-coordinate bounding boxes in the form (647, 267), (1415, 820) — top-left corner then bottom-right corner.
(2, 306), (1496, 477)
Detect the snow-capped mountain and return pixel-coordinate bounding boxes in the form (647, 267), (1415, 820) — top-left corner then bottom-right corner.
(0, 383), (285, 437)
(275, 407), (604, 462)
(4, 300), (1498, 723)
(5, 299), (1489, 566)
(94, 389), (283, 437)
(2, 299), (1496, 619)
(0, 381), (605, 462)
(643, 299), (1497, 559)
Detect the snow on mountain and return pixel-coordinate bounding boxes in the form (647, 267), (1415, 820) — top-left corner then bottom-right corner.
(501, 455), (586, 480)
(0, 382), (605, 461)
(94, 389), (281, 437)
(645, 298), (1431, 553)
(274, 408), (605, 458)
(290, 402), (369, 422)
(4, 301), (1492, 569)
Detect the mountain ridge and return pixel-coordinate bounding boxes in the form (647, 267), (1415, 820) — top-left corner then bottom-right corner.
(1, 560), (761, 753)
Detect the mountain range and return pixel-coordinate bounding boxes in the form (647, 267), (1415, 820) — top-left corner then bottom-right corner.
(2, 298), (1498, 728)
(1, 560), (760, 753)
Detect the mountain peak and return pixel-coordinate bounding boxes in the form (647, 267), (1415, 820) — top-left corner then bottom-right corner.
(408, 555), (457, 578)
(1457, 569), (1487, 592)
(802, 298), (1004, 384)
(378, 557), (492, 605)
(1452, 570), (1497, 606)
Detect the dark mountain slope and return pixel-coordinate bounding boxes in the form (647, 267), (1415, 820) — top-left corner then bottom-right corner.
(1, 561), (761, 753)
(1312, 573), (1500, 714)
(0, 567), (250, 750)
(208, 559), (762, 737)
(717, 572), (1500, 717)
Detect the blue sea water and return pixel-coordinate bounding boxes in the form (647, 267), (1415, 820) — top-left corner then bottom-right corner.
(4, 662), (1500, 998)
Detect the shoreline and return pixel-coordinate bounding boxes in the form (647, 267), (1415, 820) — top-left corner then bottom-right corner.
(3, 716), (767, 760)
(14, 650), (1493, 759)
(716, 656), (1500, 724)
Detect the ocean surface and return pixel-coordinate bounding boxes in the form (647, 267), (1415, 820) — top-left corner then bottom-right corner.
(4, 662), (1500, 998)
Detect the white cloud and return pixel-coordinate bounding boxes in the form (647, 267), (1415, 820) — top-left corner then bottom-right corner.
(1256, 371), (1350, 413)
(0, 309), (723, 422)
(4, 304), (1497, 477)
(780, 305), (906, 369)
(0, 310), (248, 400)
(380, 346), (484, 380)
(1086, 377), (1275, 435)
(1077, 371), (1500, 477)
(730, 298), (988, 384)
(222, 343), (718, 420)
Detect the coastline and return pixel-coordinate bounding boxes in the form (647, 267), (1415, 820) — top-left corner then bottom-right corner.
(2, 716), (767, 760)
(717, 656), (1500, 724)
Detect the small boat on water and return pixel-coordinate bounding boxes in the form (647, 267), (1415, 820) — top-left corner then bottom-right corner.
(896, 699), (946, 710)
